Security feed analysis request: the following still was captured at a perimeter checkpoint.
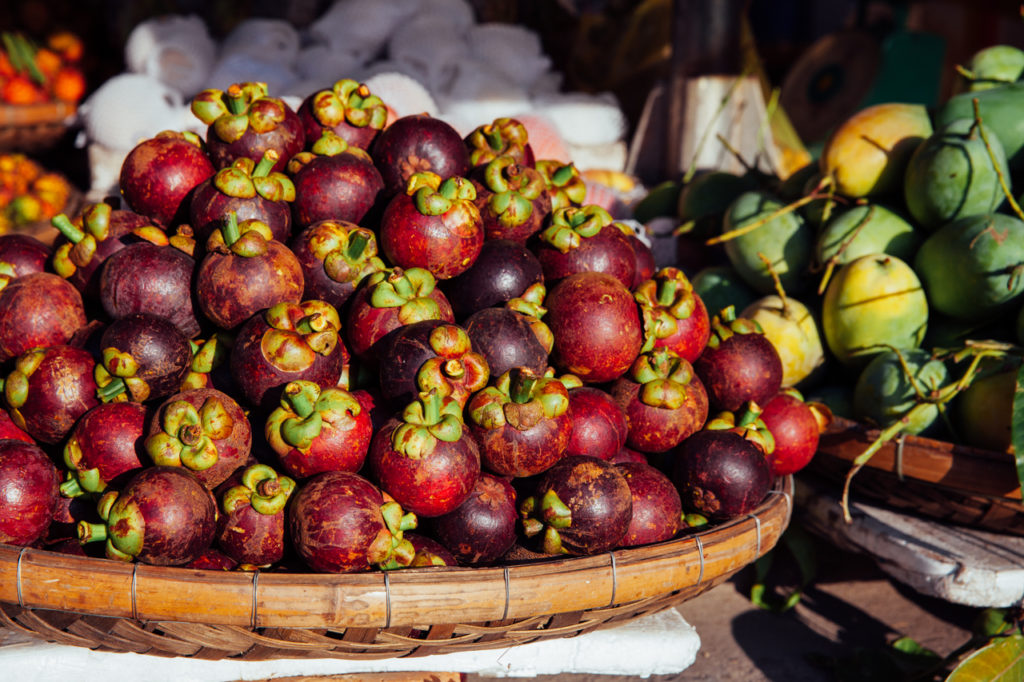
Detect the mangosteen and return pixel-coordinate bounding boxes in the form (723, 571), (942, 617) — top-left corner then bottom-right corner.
(759, 390), (830, 476)
(368, 390), (481, 518)
(466, 368), (572, 478)
(4, 345), (98, 444)
(0, 271), (86, 363)
(401, 532), (459, 568)
(290, 220), (385, 312)
(442, 238), (543, 318)
(470, 155), (550, 243)
(465, 117), (534, 169)
(429, 472), (518, 565)
(296, 79), (388, 151)
(215, 463), (296, 568)
(288, 470), (417, 573)
(672, 429), (772, 521)
(0, 233), (51, 280)
(534, 205), (637, 290)
(78, 466), (217, 565)
(616, 460), (683, 547)
(379, 172), (483, 280)
(60, 401), (148, 497)
(634, 267), (710, 363)
(288, 131), (385, 229)
(519, 455), (632, 555)
(195, 214), (304, 331)
(99, 239), (202, 338)
(463, 283), (553, 378)
(0, 439), (60, 546)
(228, 299), (348, 410)
(265, 380), (373, 479)
(189, 151), (295, 244)
(119, 130), (216, 228)
(693, 306), (784, 412)
(536, 160), (587, 212)
(371, 113), (471, 196)
(544, 271), (643, 384)
(565, 385), (628, 460)
(93, 313), (193, 404)
(191, 82), (305, 172)
(376, 320), (489, 410)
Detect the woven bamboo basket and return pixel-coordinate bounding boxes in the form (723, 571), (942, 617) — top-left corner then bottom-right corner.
(0, 475), (791, 660)
(0, 101), (77, 153)
(811, 416), (1024, 534)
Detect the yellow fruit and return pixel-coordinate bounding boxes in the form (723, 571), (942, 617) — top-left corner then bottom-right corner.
(821, 103), (932, 198)
(741, 295), (824, 388)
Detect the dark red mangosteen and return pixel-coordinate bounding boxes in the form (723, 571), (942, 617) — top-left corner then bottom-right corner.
(634, 267), (710, 363)
(288, 470), (417, 573)
(143, 387), (253, 490)
(467, 368), (572, 478)
(693, 306), (784, 412)
(428, 472), (517, 565)
(610, 348), (709, 453)
(183, 547), (238, 570)
(565, 385), (628, 460)
(215, 463), (296, 568)
(189, 151), (295, 244)
(441, 238), (543, 318)
(0, 439), (60, 545)
(759, 389), (831, 476)
(229, 299), (347, 410)
(99, 239), (202, 338)
(50, 202), (162, 302)
(4, 345), (98, 444)
(344, 266), (455, 362)
(191, 82), (305, 172)
(119, 130), (216, 228)
(0, 271), (86, 362)
(94, 313), (193, 404)
(368, 389), (480, 517)
(628, 234), (656, 289)
(534, 205), (636, 289)
(470, 156), (550, 243)
(288, 131), (385, 229)
(535, 160), (587, 212)
(195, 214), (304, 330)
(0, 407), (33, 443)
(672, 429), (772, 521)
(265, 380), (373, 479)
(290, 220), (385, 312)
(463, 283), (552, 378)
(78, 466), (217, 565)
(379, 172), (483, 280)
(60, 401), (148, 498)
(297, 78), (388, 151)
(608, 446), (647, 465)
(519, 455), (632, 555)
(616, 460), (683, 547)
(0, 233), (51, 281)
(465, 117), (534, 169)
(377, 320), (489, 410)
(401, 532), (459, 568)
(544, 270), (643, 384)
(371, 113), (471, 197)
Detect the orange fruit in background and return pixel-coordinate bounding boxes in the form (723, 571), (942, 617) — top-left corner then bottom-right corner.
(2, 74), (46, 104)
(820, 102), (933, 199)
(46, 31), (83, 63)
(52, 66), (85, 102)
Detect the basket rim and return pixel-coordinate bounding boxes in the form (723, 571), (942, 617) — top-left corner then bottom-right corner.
(818, 416), (1020, 501)
(0, 476), (792, 630)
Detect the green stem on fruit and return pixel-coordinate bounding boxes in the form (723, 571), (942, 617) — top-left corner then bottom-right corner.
(221, 211), (241, 247)
(347, 231), (369, 261)
(96, 376), (127, 402)
(972, 97), (1024, 222)
(51, 213), (84, 243)
(225, 84), (247, 115)
(253, 150), (278, 177)
(77, 520), (107, 544)
(509, 369), (537, 404)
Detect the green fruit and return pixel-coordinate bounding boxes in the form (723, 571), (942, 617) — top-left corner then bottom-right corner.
(816, 203), (921, 268)
(633, 180), (682, 224)
(963, 45), (1024, 92)
(690, 265), (758, 320)
(955, 361), (1017, 452)
(677, 171), (758, 239)
(913, 213), (1024, 320)
(903, 118), (1009, 230)
(936, 82), (1024, 172)
(852, 348), (948, 436)
(822, 254), (928, 367)
(740, 295), (825, 388)
(721, 190), (814, 295)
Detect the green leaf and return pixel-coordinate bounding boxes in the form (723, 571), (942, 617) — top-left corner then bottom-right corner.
(1012, 362), (1024, 498)
(947, 634), (1024, 682)
(891, 636), (938, 658)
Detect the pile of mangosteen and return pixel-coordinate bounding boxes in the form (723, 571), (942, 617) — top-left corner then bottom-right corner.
(0, 79), (826, 573)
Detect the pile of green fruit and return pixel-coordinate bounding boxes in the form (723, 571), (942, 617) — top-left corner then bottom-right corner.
(636, 42), (1024, 456)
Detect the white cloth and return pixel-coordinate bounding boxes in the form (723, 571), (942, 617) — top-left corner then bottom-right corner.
(123, 14), (216, 97)
(219, 18), (302, 66)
